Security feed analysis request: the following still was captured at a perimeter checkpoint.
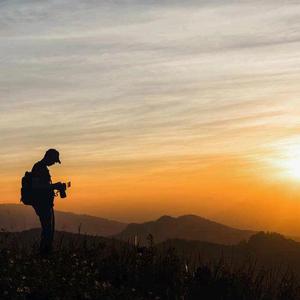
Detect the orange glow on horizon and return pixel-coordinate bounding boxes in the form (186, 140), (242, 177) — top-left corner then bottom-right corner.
(2, 151), (300, 237)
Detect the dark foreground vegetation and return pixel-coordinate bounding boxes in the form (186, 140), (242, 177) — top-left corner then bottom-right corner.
(1, 230), (300, 300)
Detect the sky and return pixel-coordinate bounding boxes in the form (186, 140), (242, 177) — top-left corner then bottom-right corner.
(1, 0), (300, 235)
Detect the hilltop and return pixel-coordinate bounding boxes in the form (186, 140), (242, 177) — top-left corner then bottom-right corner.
(0, 204), (126, 236)
(115, 214), (255, 245)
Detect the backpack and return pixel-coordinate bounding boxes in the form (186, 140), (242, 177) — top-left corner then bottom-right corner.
(20, 171), (35, 205)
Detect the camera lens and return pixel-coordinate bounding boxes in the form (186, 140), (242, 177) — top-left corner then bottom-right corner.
(60, 183), (67, 198)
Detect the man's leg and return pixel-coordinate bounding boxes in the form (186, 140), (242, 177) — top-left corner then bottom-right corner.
(34, 206), (55, 255)
(48, 206), (55, 249)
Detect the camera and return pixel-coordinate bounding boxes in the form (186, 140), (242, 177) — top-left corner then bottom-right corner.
(57, 182), (71, 198)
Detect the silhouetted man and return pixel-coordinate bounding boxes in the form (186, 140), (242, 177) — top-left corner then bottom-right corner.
(31, 149), (64, 256)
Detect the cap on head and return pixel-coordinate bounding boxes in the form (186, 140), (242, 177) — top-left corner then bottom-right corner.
(44, 148), (61, 164)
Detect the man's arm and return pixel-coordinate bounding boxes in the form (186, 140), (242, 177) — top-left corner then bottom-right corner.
(32, 178), (62, 190)
(51, 182), (63, 190)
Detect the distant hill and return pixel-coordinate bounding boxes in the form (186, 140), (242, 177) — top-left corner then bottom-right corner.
(114, 214), (255, 245)
(5, 205), (297, 248)
(0, 228), (125, 250)
(0, 204), (127, 236)
(163, 231), (300, 256)
(162, 232), (300, 273)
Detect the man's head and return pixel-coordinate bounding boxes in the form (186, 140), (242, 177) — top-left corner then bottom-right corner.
(43, 149), (61, 166)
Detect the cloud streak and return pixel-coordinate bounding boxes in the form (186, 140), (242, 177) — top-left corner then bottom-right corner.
(1, 0), (300, 226)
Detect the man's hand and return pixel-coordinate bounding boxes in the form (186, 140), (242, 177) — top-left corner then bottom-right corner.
(51, 182), (63, 190)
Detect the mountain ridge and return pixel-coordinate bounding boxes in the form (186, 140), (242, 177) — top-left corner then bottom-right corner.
(114, 214), (256, 245)
(0, 204), (127, 236)
(2, 204), (299, 245)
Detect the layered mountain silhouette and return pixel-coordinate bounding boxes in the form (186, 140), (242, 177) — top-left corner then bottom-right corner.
(114, 214), (255, 245)
(5, 204), (296, 247)
(0, 204), (126, 236)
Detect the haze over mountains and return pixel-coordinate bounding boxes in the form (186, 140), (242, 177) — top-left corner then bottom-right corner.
(1, 204), (257, 245)
(0, 204), (126, 236)
(6, 204), (300, 247)
(115, 215), (255, 245)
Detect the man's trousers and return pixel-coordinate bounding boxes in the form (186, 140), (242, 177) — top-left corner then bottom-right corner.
(33, 204), (55, 255)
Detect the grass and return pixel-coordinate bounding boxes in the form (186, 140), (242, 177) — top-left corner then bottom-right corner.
(0, 231), (300, 299)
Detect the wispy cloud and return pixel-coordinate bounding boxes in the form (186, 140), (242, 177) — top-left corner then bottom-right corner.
(1, 1), (300, 223)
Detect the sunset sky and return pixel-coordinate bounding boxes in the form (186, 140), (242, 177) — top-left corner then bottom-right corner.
(1, 1), (300, 235)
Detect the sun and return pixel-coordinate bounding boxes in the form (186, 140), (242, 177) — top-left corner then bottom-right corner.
(271, 142), (300, 181)
(281, 157), (300, 179)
